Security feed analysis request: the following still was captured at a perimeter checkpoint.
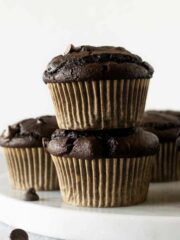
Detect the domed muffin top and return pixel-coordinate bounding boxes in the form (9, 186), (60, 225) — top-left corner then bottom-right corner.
(44, 127), (159, 159)
(159, 110), (180, 119)
(142, 111), (180, 142)
(0, 116), (58, 148)
(43, 45), (154, 83)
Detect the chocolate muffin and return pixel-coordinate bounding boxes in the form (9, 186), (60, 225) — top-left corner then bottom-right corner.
(0, 116), (59, 190)
(142, 111), (180, 182)
(43, 45), (154, 130)
(44, 128), (159, 207)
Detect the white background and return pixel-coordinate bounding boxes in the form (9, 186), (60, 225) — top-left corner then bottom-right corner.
(0, 0), (180, 130)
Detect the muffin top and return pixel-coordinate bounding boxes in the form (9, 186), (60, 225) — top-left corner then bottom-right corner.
(0, 116), (58, 148)
(44, 128), (159, 159)
(160, 110), (180, 119)
(142, 111), (180, 142)
(43, 45), (154, 83)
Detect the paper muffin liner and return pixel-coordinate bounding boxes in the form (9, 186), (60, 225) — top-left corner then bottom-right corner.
(2, 147), (59, 191)
(176, 152), (180, 179)
(151, 142), (178, 182)
(51, 155), (153, 207)
(48, 79), (150, 130)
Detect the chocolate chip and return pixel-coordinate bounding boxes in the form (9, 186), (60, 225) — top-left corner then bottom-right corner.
(24, 188), (39, 201)
(10, 229), (29, 240)
(64, 44), (75, 54)
(2, 126), (13, 139)
(36, 118), (45, 124)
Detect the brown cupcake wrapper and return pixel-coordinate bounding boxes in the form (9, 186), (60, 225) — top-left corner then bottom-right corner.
(52, 155), (153, 207)
(48, 79), (150, 130)
(3, 147), (59, 191)
(151, 142), (178, 182)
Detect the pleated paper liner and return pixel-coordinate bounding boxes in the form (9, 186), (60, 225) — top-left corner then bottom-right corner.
(3, 147), (59, 191)
(51, 155), (154, 207)
(151, 142), (179, 182)
(48, 78), (150, 130)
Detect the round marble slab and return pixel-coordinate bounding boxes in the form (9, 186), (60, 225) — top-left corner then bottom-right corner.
(0, 173), (180, 240)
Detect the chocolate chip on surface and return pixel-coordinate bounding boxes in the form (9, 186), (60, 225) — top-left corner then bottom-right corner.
(10, 228), (29, 240)
(24, 187), (39, 201)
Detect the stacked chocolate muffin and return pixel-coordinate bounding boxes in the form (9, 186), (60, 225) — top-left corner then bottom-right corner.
(43, 45), (159, 207)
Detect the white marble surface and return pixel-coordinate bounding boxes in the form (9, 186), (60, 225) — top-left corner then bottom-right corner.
(2, 154), (180, 239)
(0, 222), (59, 240)
(0, 156), (61, 240)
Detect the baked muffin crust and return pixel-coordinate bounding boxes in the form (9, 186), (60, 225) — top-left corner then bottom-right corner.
(43, 45), (154, 83)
